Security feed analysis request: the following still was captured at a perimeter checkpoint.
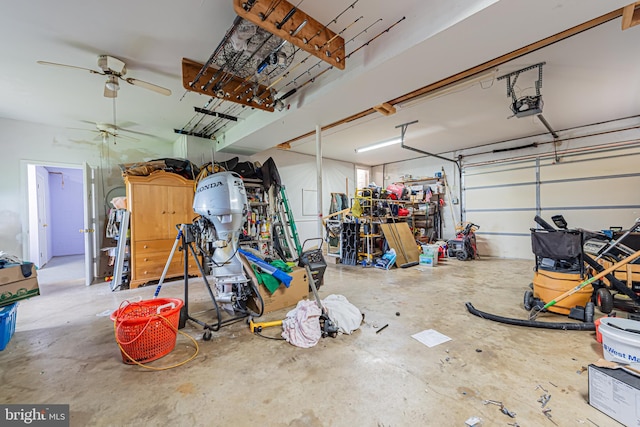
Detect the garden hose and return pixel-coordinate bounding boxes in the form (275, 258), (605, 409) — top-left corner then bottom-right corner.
(465, 302), (595, 331)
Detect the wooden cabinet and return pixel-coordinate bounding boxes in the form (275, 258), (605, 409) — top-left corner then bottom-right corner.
(125, 171), (199, 289)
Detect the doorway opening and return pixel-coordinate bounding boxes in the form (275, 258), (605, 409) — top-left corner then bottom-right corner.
(356, 166), (370, 190)
(24, 161), (97, 286)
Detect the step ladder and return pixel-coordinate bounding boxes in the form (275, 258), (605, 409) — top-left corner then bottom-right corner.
(274, 186), (302, 261)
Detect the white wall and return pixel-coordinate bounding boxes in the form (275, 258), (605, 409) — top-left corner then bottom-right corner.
(0, 117), (174, 262)
(250, 148), (356, 246)
(48, 167), (84, 256)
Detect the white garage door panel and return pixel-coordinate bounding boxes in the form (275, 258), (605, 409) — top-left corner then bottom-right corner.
(475, 234), (533, 259)
(464, 164), (535, 186)
(540, 153), (640, 179)
(540, 176), (640, 206)
(465, 185), (536, 209)
(468, 211), (534, 234)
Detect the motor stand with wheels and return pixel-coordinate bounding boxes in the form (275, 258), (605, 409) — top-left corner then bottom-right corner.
(156, 224), (262, 341)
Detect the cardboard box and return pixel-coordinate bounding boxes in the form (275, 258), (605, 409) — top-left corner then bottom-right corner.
(0, 263), (39, 307)
(0, 263), (36, 284)
(588, 364), (640, 426)
(248, 267), (310, 315)
(419, 254), (436, 266)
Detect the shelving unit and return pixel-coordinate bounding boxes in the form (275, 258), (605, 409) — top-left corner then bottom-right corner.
(398, 176), (445, 242)
(359, 225), (384, 261)
(240, 177), (272, 256)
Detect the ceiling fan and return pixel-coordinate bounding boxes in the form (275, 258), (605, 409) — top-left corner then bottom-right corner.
(37, 55), (172, 98)
(94, 122), (140, 141)
(69, 122), (140, 142)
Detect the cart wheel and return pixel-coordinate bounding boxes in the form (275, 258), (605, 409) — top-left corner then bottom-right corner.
(596, 288), (614, 314)
(524, 290), (534, 311)
(456, 251), (468, 261)
(203, 330), (212, 341)
(585, 302), (595, 323)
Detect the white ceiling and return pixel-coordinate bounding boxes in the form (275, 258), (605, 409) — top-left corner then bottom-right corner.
(1, 1), (638, 167)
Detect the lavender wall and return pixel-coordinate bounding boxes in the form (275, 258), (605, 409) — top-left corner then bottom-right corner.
(48, 167), (84, 256)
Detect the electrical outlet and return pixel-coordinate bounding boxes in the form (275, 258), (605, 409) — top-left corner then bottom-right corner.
(452, 197), (459, 205)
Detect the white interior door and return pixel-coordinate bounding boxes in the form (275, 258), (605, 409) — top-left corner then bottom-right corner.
(36, 172), (48, 267)
(82, 162), (97, 286)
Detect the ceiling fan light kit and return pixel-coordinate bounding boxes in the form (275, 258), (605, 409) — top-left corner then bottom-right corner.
(105, 75), (120, 92)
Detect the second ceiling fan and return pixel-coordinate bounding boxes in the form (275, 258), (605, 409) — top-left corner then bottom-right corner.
(38, 54), (172, 98)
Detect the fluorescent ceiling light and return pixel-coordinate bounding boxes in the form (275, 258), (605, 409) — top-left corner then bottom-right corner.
(355, 137), (402, 153)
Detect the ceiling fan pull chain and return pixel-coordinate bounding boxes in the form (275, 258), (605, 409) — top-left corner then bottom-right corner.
(112, 97), (118, 144)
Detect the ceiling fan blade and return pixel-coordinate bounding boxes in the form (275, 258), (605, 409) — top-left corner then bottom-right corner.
(116, 128), (156, 137)
(125, 77), (171, 96)
(37, 60), (102, 75)
(114, 133), (140, 142)
(67, 126), (99, 133)
(98, 122), (154, 138)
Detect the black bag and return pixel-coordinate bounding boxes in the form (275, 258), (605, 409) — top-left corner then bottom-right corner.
(232, 161), (258, 178)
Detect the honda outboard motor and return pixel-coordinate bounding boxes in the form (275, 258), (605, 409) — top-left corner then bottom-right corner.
(193, 172), (250, 312)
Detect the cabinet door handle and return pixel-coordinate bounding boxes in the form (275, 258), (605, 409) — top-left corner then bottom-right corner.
(144, 258), (148, 261)
(143, 245), (148, 248)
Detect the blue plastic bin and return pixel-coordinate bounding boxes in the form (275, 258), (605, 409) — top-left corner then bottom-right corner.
(0, 302), (18, 351)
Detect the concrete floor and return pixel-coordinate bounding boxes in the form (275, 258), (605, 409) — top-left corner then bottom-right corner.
(0, 255), (619, 426)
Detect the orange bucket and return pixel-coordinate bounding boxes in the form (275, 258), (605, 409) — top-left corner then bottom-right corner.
(111, 298), (184, 364)
(594, 317), (603, 343)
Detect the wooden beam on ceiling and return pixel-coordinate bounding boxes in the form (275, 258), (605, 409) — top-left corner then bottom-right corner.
(233, 0), (345, 70)
(277, 7), (626, 150)
(373, 103), (397, 116)
(181, 58), (274, 112)
(622, 2), (640, 30)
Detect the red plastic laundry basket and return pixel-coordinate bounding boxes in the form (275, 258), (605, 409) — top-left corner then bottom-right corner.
(111, 298), (183, 364)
